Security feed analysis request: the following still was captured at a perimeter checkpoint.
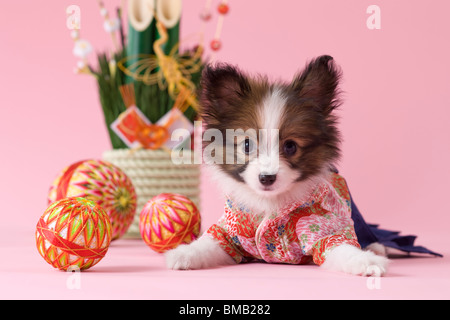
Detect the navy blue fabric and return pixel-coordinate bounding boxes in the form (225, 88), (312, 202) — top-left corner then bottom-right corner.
(349, 191), (442, 257)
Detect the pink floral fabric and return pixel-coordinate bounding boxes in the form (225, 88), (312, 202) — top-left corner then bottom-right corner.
(204, 173), (360, 265)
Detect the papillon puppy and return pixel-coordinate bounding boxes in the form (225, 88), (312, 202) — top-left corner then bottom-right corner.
(165, 55), (389, 276)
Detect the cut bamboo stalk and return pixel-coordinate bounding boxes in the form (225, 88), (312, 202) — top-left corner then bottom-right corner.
(156, 0), (182, 55)
(127, 0), (156, 82)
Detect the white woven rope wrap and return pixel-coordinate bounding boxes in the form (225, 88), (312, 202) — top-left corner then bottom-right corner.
(103, 149), (201, 238)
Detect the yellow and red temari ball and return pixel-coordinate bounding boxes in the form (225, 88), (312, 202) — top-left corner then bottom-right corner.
(48, 159), (136, 240)
(139, 193), (201, 253)
(36, 197), (112, 271)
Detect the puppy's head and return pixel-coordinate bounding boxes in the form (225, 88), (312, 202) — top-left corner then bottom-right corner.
(199, 55), (342, 204)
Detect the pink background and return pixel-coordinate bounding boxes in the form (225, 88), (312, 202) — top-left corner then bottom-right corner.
(1, 0), (450, 299)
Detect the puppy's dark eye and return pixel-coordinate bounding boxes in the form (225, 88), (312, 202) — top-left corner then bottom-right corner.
(243, 138), (256, 155)
(283, 140), (297, 156)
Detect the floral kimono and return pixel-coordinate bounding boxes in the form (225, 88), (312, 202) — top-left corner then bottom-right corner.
(204, 173), (361, 265)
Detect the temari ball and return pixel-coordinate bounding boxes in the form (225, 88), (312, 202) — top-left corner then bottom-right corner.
(139, 193), (201, 253)
(36, 197), (112, 271)
(48, 159), (137, 240)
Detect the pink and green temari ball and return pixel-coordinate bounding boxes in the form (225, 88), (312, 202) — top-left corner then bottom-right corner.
(139, 193), (201, 253)
(48, 159), (137, 240)
(36, 197), (112, 271)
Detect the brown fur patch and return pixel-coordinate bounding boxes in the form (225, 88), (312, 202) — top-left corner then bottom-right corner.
(199, 64), (273, 181)
(199, 56), (342, 183)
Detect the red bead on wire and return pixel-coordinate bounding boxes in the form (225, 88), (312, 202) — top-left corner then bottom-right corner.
(218, 3), (229, 15)
(210, 39), (222, 51)
(200, 11), (212, 21)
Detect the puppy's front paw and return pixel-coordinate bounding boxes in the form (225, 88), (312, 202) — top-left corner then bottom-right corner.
(165, 236), (235, 270)
(348, 251), (389, 276)
(165, 244), (196, 270)
(321, 244), (389, 276)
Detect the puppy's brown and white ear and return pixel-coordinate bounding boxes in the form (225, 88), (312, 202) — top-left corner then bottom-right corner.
(199, 63), (251, 126)
(290, 55), (342, 115)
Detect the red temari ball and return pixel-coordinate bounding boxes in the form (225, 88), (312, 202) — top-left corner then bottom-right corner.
(139, 193), (201, 253)
(36, 197), (112, 271)
(48, 159), (137, 240)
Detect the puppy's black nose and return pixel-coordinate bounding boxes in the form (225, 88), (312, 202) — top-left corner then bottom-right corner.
(259, 174), (276, 186)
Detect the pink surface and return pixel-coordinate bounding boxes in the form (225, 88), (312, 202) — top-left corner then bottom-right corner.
(1, 0), (450, 299)
(1, 235), (450, 300)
